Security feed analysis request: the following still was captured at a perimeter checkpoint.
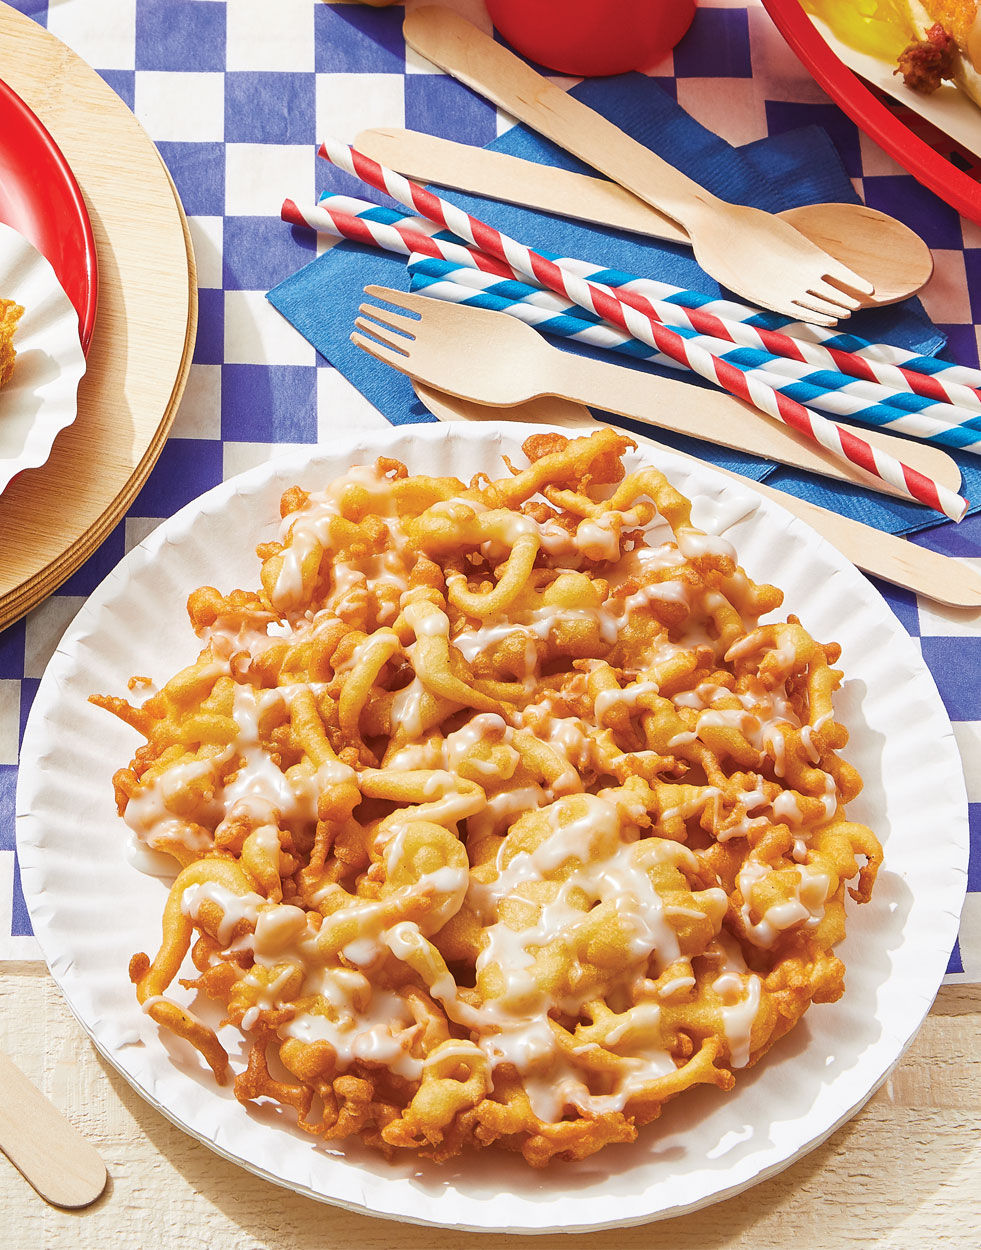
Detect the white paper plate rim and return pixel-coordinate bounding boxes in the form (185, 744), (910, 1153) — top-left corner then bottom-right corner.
(0, 221), (86, 494)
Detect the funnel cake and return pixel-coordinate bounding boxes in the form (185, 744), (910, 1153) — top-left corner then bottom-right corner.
(0, 298), (24, 387)
(93, 427), (882, 1168)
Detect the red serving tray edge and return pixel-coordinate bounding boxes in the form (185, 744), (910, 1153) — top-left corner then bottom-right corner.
(0, 77), (98, 355)
(762, 0), (981, 224)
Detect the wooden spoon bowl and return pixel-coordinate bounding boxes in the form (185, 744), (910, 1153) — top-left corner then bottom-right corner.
(780, 201), (934, 306)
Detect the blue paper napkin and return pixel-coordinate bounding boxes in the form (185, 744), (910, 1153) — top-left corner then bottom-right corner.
(268, 72), (977, 535)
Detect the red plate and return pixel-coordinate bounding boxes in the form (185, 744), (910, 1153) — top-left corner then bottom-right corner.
(0, 76), (98, 354)
(763, 0), (981, 225)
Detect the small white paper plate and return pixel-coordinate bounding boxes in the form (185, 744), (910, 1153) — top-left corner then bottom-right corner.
(0, 220), (87, 496)
(16, 423), (969, 1233)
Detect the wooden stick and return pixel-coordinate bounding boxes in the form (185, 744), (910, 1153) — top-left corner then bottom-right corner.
(0, 1049), (107, 1208)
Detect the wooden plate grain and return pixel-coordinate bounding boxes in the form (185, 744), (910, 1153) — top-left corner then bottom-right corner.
(0, 3), (196, 630)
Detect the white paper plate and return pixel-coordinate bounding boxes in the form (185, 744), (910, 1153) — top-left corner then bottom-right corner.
(16, 423), (968, 1233)
(0, 221), (87, 495)
(806, 9), (981, 159)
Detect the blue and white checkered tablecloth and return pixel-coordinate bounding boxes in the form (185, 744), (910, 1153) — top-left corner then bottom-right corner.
(0, 0), (978, 981)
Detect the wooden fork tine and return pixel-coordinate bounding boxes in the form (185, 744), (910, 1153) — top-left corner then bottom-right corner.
(795, 310), (843, 327)
(808, 283), (864, 313)
(350, 330), (411, 370)
(819, 273), (873, 299)
(352, 317), (413, 354)
(357, 302), (419, 334)
(791, 294), (848, 324)
(363, 284), (435, 313)
(822, 260), (875, 297)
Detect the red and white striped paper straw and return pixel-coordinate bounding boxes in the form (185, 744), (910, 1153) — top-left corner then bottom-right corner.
(298, 192), (981, 417)
(281, 197), (514, 277)
(316, 137), (968, 521)
(293, 193), (981, 420)
(289, 196), (979, 440)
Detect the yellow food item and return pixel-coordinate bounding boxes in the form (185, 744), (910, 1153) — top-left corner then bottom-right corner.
(93, 428), (882, 1168)
(0, 298), (24, 388)
(916, 0), (979, 52)
(803, 0), (917, 61)
(805, 0), (981, 102)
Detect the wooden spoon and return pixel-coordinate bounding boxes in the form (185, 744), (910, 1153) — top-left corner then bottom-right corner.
(356, 127), (934, 306)
(0, 1048), (107, 1208)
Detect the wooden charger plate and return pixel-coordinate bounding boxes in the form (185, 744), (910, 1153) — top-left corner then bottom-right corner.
(0, 3), (196, 631)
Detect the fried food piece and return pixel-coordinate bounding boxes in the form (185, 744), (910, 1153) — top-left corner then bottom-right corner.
(897, 22), (957, 91)
(0, 299), (24, 387)
(915, 0), (977, 50)
(93, 427), (882, 1168)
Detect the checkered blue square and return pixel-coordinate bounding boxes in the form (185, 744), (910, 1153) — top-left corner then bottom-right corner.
(673, 7), (752, 79)
(10, 0), (46, 23)
(220, 364), (318, 442)
(404, 73), (497, 145)
(193, 287), (225, 364)
(99, 69), (136, 110)
(222, 215), (316, 290)
(866, 175), (966, 251)
(131, 438), (224, 514)
(0, 766), (16, 853)
(968, 806), (981, 891)
(225, 72), (316, 145)
(58, 524), (127, 597)
(920, 638), (981, 720)
(938, 323), (981, 369)
(135, 0), (226, 72)
(314, 2), (405, 75)
(156, 141), (226, 216)
(0, 620), (25, 681)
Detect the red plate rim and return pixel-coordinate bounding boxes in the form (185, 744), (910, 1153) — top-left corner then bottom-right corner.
(762, 0), (981, 225)
(0, 76), (98, 355)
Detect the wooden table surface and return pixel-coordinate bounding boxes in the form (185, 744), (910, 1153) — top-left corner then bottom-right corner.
(1, 964), (977, 1247)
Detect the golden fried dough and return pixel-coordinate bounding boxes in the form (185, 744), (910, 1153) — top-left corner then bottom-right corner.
(0, 298), (24, 388)
(93, 428), (881, 1167)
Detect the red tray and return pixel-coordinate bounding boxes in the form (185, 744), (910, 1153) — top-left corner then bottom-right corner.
(0, 77), (98, 354)
(762, 0), (981, 224)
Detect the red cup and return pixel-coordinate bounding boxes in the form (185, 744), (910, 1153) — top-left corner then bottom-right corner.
(484, 0), (696, 78)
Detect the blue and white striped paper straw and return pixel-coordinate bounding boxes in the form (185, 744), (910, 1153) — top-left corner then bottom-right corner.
(406, 255), (981, 453)
(317, 193), (981, 411)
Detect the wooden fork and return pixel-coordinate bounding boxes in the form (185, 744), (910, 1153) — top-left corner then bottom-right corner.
(403, 6), (874, 325)
(351, 287), (961, 500)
